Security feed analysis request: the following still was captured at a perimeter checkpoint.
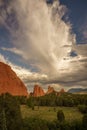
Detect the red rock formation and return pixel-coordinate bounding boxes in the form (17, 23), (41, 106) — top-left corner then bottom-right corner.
(57, 88), (65, 96)
(33, 84), (45, 97)
(0, 62), (28, 96)
(46, 86), (65, 95)
(60, 88), (65, 93)
(46, 86), (55, 94)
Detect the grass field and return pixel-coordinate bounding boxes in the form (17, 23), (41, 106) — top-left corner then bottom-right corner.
(21, 105), (83, 122)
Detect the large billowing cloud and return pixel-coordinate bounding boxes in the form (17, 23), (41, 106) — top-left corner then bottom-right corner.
(0, 0), (87, 91)
(0, 0), (75, 74)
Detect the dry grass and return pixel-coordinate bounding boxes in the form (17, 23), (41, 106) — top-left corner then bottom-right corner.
(21, 105), (83, 122)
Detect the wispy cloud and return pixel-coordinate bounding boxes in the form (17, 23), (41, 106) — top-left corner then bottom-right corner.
(0, 54), (7, 63)
(79, 18), (87, 43)
(82, 26), (87, 42)
(1, 47), (28, 59)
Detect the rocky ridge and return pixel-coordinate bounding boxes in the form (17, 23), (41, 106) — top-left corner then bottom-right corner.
(32, 84), (45, 97)
(0, 62), (28, 96)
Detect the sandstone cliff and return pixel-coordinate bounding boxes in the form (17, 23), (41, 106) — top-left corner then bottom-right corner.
(60, 88), (65, 93)
(46, 86), (65, 95)
(46, 86), (55, 94)
(0, 62), (28, 96)
(33, 84), (45, 97)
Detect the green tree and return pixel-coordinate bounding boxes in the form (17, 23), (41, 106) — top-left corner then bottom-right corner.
(82, 114), (87, 129)
(27, 97), (35, 110)
(0, 93), (23, 130)
(78, 105), (87, 114)
(2, 110), (7, 130)
(57, 110), (65, 122)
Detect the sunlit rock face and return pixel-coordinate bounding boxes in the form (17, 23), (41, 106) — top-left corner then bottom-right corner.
(60, 88), (65, 93)
(31, 84), (65, 97)
(0, 62), (28, 96)
(33, 84), (45, 97)
(57, 88), (65, 96)
(46, 86), (55, 94)
(46, 86), (65, 95)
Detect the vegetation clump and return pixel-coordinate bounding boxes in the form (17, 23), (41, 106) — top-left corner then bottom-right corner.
(0, 93), (23, 130)
(57, 110), (65, 122)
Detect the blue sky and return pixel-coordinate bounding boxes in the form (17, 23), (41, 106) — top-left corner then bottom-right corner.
(60, 0), (87, 44)
(0, 0), (87, 92)
(47, 0), (87, 43)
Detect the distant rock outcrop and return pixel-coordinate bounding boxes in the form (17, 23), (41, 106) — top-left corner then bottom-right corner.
(46, 86), (55, 94)
(57, 88), (65, 96)
(0, 62), (28, 96)
(60, 88), (65, 93)
(30, 84), (65, 97)
(46, 86), (65, 95)
(33, 84), (45, 97)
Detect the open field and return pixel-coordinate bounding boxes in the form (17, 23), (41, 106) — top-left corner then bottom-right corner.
(21, 105), (83, 122)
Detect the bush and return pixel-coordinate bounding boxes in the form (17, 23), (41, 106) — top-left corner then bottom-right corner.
(82, 114), (87, 129)
(23, 117), (49, 130)
(57, 110), (65, 122)
(27, 97), (35, 110)
(78, 105), (87, 114)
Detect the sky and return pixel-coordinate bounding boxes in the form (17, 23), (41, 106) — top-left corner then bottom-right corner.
(0, 0), (87, 92)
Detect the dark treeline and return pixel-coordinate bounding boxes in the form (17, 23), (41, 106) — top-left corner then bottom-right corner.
(13, 92), (87, 107)
(27, 93), (87, 107)
(0, 93), (87, 130)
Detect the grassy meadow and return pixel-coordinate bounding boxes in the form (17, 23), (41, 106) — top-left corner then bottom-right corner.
(21, 105), (83, 122)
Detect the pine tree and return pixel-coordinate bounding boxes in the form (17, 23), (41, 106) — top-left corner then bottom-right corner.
(2, 110), (7, 130)
(57, 110), (65, 122)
